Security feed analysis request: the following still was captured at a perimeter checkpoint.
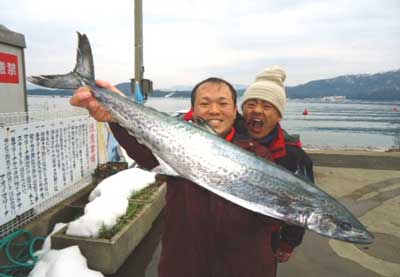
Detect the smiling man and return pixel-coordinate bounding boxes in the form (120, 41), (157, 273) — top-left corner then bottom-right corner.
(236, 66), (315, 266)
(188, 77), (237, 136)
(71, 77), (287, 277)
(241, 67), (286, 140)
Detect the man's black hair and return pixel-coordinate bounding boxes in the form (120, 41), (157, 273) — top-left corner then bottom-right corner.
(190, 77), (237, 107)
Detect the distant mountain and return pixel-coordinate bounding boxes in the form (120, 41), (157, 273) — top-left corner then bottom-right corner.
(162, 83), (247, 92)
(28, 88), (73, 96)
(164, 85), (193, 91)
(27, 83), (42, 90)
(27, 69), (400, 101)
(115, 82), (193, 98)
(286, 69), (400, 100)
(233, 84), (248, 91)
(115, 82), (131, 94)
(123, 83), (248, 98)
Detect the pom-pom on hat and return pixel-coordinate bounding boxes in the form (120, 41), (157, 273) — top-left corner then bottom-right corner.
(241, 66), (287, 117)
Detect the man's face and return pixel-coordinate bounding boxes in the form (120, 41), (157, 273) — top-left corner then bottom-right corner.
(242, 99), (282, 139)
(193, 82), (237, 137)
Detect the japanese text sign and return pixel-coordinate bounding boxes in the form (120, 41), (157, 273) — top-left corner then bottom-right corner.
(0, 53), (19, 84)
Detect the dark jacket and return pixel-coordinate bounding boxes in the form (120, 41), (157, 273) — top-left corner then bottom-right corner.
(234, 120), (315, 252)
(109, 122), (282, 277)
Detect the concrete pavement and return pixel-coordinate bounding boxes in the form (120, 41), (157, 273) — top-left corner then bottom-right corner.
(110, 150), (400, 277)
(278, 165), (400, 277)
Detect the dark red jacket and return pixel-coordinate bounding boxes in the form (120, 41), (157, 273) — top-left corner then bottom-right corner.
(234, 121), (315, 252)
(109, 122), (282, 277)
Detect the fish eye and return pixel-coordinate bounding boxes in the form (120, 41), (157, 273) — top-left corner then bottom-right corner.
(338, 221), (352, 231)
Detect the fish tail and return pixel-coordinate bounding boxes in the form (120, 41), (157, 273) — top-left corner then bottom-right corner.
(28, 32), (95, 89)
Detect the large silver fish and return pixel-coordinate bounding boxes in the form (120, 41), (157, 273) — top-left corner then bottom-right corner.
(29, 33), (373, 244)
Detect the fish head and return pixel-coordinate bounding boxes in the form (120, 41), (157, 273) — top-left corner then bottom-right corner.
(307, 210), (374, 244)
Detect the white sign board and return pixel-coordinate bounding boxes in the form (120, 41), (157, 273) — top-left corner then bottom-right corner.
(0, 116), (98, 225)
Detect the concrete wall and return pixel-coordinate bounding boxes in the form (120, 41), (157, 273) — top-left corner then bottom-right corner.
(0, 26), (27, 113)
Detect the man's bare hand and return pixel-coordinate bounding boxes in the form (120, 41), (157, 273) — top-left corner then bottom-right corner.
(70, 80), (123, 123)
(275, 248), (293, 263)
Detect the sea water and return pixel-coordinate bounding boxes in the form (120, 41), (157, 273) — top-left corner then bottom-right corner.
(28, 96), (400, 150)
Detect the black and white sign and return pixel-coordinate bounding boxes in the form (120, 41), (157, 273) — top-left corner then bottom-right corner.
(0, 116), (98, 225)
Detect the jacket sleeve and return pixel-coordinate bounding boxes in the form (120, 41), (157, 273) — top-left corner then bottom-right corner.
(279, 147), (314, 252)
(298, 149), (314, 183)
(279, 224), (305, 252)
(109, 122), (159, 170)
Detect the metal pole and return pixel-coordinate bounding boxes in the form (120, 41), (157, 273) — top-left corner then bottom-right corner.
(134, 0), (143, 85)
(132, 0), (152, 100)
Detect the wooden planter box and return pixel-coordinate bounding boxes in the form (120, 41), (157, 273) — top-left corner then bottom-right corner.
(51, 183), (166, 274)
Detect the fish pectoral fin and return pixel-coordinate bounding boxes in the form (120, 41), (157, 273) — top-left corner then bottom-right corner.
(191, 117), (218, 135)
(152, 156), (180, 177)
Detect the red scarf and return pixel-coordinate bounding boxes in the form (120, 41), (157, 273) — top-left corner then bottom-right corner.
(268, 124), (302, 160)
(183, 110), (235, 142)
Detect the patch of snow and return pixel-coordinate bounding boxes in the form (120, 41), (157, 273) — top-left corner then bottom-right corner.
(34, 223), (67, 259)
(29, 246), (103, 277)
(29, 168), (158, 276)
(66, 168), (156, 238)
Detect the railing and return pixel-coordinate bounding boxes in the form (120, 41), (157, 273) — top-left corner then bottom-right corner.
(0, 108), (88, 127)
(0, 177), (92, 238)
(0, 110), (97, 238)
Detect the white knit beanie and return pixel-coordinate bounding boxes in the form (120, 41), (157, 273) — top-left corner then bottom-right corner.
(241, 66), (287, 117)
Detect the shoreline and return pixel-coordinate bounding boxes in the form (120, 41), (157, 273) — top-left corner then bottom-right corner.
(304, 145), (398, 153)
(305, 149), (400, 171)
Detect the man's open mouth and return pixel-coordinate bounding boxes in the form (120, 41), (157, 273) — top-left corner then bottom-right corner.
(247, 118), (264, 131)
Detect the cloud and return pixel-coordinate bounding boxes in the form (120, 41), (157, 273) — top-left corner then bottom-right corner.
(1, 0), (399, 88)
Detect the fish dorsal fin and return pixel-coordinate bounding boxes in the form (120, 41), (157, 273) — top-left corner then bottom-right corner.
(74, 32), (95, 81)
(192, 117), (218, 135)
(152, 155), (180, 177)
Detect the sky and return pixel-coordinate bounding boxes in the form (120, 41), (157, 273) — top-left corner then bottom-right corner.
(1, 0), (399, 89)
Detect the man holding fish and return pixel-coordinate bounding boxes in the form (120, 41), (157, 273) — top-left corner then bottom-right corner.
(30, 33), (372, 277)
(70, 68), (309, 276)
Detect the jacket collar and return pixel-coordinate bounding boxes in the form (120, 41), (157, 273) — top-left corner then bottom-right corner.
(234, 122), (288, 160)
(266, 124), (287, 160)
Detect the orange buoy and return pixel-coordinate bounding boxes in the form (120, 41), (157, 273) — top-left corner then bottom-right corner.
(302, 108), (309, 116)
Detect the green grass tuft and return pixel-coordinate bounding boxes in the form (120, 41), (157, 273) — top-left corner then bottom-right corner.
(98, 202), (145, 239)
(97, 178), (165, 239)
